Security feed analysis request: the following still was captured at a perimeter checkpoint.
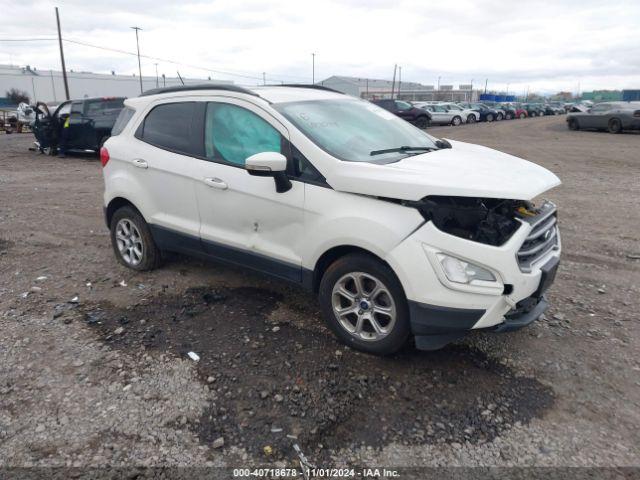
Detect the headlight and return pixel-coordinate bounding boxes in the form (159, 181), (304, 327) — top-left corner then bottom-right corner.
(437, 253), (496, 284)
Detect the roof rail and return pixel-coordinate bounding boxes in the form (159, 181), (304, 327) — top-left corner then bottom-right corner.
(140, 83), (259, 97)
(270, 84), (344, 94)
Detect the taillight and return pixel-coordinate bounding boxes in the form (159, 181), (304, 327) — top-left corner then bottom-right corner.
(100, 147), (110, 167)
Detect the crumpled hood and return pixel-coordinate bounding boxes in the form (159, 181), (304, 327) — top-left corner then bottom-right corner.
(326, 139), (561, 201)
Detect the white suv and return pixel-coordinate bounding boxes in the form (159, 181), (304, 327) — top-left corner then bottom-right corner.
(101, 85), (561, 355)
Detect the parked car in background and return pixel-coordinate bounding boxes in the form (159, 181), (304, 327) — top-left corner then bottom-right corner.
(543, 104), (564, 116)
(32, 97), (125, 155)
(458, 103), (499, 122)
(496, 104), (517, 120)
(438, 103), (479, 123)
(102, 84), (561, 354)
(522, 103), (545, 117)
(548, 102), (566, 114)
(372, 99), (431, 128)
(508, 103), (529, 119)
(566, 102), (640, 133)
(414, 103), (464, 126)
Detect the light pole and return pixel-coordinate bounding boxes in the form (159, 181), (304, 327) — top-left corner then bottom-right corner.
(131, 26), (143, 94)
(55, 7), (70, 100)
(470, 79), (474, 102)
(154, 63), (159, 88)
(311, 53), (316, 84)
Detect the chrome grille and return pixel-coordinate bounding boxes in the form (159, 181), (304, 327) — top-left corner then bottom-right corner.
(517, 202), (559, 272)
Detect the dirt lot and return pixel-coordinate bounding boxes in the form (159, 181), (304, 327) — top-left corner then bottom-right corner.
(0, 117), (639, 471)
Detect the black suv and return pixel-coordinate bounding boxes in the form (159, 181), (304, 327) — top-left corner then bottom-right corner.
(371, 99), (432, 129)
(32, 97), (125, 155)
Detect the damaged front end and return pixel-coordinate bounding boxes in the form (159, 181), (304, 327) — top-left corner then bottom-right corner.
(408, 196), (545, 247)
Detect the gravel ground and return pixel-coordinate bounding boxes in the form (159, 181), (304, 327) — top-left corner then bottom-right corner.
(0, 117), (638, 471)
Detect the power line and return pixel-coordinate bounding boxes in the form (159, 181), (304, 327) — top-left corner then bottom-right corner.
(61, 38), (308, 82)
(0, 38), (58, 42)
(0, 36), (309, 82)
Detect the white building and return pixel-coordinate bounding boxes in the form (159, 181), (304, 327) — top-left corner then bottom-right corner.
(318, 75), (477, 102)
(0, 64), (233, 104)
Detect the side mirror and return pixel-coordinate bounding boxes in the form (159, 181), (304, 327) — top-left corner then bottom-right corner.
(245, 152), (291, 193)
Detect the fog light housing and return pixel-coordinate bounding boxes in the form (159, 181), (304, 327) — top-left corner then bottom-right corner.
(437, 253), (496, 284)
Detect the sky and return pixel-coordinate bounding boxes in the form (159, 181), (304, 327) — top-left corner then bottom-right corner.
(1, 0), (639, 95)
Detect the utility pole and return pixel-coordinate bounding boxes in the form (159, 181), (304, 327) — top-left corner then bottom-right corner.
(131, 26), (143, 94)
(311, 53), (315, 84)
(55, 7), (70, 100)
(50, 69), (57, 102)
(397, 66), (402, 99)
(154, 63), (159, 88)
(390, 64), (397, 99)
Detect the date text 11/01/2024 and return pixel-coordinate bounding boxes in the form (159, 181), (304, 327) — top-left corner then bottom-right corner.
(232, 468), (400, 477)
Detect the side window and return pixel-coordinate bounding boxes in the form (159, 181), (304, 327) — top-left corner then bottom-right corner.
(205, 103), (282, 166)
(55, 102), (71, 118)
(395, 101), (412, 111)
(70, 101), (83, 115)
(137, 102), (196, 154)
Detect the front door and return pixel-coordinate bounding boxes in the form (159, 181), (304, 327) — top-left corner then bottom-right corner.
(192, 98), (305, 282)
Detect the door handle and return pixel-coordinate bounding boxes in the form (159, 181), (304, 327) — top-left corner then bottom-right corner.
(203, 177), (228, 190)
(132, 158), (148, 169)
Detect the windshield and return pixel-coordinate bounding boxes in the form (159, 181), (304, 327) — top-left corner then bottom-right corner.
(274, 98), (440, 163)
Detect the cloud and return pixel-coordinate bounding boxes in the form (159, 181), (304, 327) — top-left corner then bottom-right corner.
(1, 0), (639, 93)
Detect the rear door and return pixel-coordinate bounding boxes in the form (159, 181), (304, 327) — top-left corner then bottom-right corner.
(127, 101), (202, 248)
(65, 101), (86, 149)
(85, 98), (125, 148)
(192, 98), (305, 282)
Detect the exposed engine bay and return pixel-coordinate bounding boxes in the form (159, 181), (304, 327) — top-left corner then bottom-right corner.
(409, 196), (540, 246)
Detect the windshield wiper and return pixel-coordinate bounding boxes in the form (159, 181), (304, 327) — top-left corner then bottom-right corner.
(370, 146), (436, 156)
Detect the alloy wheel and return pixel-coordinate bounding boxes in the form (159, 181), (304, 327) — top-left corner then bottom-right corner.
(331, 272), (397, 342)
(115, 218), (144, 266)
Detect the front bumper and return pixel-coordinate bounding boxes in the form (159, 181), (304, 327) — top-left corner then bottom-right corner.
(385, 213), (561, 351)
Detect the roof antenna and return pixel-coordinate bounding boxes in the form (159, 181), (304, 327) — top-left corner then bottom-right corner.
(176, 71), (185, 85)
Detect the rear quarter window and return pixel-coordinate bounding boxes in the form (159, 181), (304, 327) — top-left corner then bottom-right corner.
(111, 107), (135, 136)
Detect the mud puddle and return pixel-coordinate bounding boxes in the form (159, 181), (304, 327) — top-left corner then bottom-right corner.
(82, 286), (554, 460)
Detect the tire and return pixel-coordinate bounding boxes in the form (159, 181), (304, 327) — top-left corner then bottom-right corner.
(530, 112), (537, 117)
(110, 206), (161, 271)
(467, 114), (476, 124)
(496, 112), (504, 121)
(519, 112), (526, 119)
(318, 253), (410, 355)
(608, 118), (622, 134)
(567, 118), (579, 131)
(415, 116), (429, 129)
(506, 113), (513, 120)
(451, 115), (462, 126)
(486, 113), (494, 122)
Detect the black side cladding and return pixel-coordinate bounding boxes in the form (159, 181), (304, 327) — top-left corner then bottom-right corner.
(414, 196), (525, 246)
